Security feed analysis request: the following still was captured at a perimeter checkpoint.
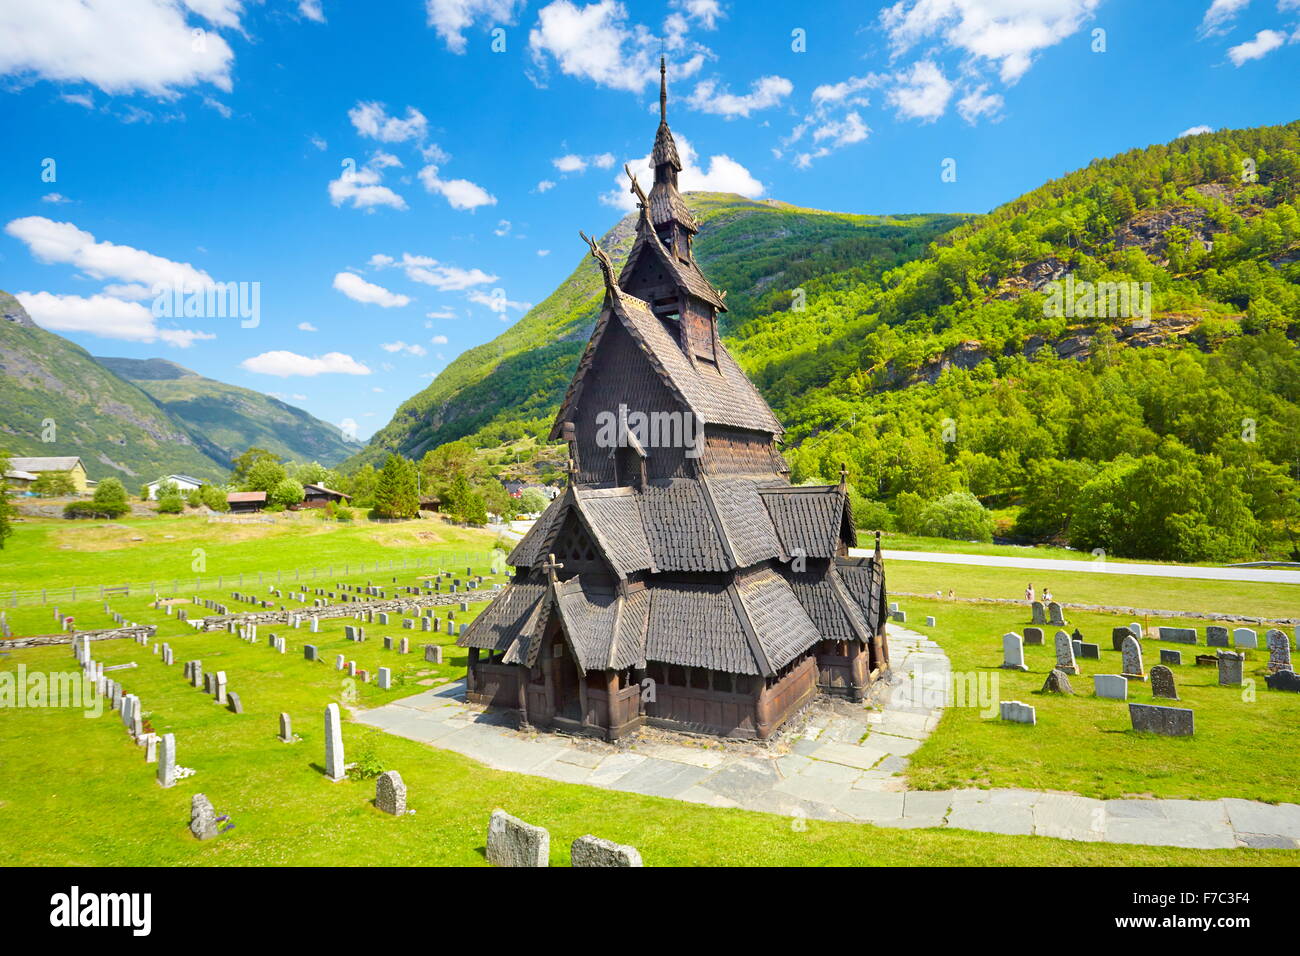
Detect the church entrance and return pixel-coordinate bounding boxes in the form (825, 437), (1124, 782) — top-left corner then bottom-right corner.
(551, 638), (582, 722)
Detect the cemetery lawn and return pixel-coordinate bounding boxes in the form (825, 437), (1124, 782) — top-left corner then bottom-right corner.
(886, 560), (1300, 620)
(0, 632), (1295, 866)
(900, 596), (1300, 804)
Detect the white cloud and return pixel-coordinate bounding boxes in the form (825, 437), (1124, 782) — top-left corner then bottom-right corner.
(426, 307), (458, 319)
(332, 271), (411, 307)
(425, 0), (525, 53)
(202, 95), (232, 118)
(554, 153), (588, 173)
(886, 59), (953, 121)
(494, 218), (512, 236)
(5, 215), (214, 290)
(241, 351), (371, 377)
(536, 179), (557, 192)
(375, 253), (498, 291)
(794, 112), (871, 168)
(310, 134), (328, 151)
(957, 83), (1003, 124)
(348, 101), (428, 143)
(299, 0), (325, 22)
(380, 340), (428, 356)
(1178, 124), (1215, 138)
(529, 0), (704, 93)
(880, 0), (1101, 85)
(672, 0), (722, 30)
(16, 290), (213, 347)
(61, 92), (94, 108)
(1199, 0), (1250, 36)
(297, 321), (319, 331)
(537, 249), (551, 256)
(41, 192), (71, 204)
(1227, 28), (1287, 65)
(369, 150), (403, 169)
(327, 164), (408, 211)
(468, 289), (532, 315)
(0, 0), (237, 96)
(430, 334), (449, 344)
(603, 132), (763, 209)
(101, 283), (154, 300)
(418, 164), (497, 210)
(811, 75), (874, 108)
(686, 75), (793, 118)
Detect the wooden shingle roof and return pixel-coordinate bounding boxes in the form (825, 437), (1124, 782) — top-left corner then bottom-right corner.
(759, 484), (857, 557)
(620, 209), (723, 309)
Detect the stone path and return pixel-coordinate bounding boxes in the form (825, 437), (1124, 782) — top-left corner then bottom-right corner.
(859, 548), (1300, 585)
(355, 625), (1300, 849)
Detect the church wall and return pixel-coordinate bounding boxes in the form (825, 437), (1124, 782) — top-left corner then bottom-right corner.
(700, 424), (786, 476)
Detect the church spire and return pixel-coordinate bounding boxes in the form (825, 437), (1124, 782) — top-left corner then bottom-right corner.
(659, 55), (667, 124)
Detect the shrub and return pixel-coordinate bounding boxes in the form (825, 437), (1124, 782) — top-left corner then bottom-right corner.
(270, 478), (305, 509)
(157, 494), (183, 514)
(916, 491), (995, 542)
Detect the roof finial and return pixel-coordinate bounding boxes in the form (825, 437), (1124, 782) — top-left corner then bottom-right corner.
(659, 55), (667, 124)
(625, 164), (648, 210)
(579, 230), (616, 293)
(839, 462), (848, 488)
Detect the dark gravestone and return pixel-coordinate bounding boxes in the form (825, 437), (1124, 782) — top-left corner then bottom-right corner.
(1078, 642), (1100, 660)
(1265, 670), (1300, 693)
(304, 644), (318, 661)
(1023, 626), (1044, 646)
(1129, 703), (1194, 736)
(1217, 651), (1245, 687)
(227, 691), (243, 714)
(1159, 649), (1183, 666)
(1158, 626), (1198, 644)
(1195, 655), (1218, 667)
(1206, 626), (1230, 648)
(1041, 669), (1073, 694)
(1150, 664), (1178, 700)
(1112, 627), (1133, 652)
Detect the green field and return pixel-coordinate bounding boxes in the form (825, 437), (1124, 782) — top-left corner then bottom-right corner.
(899, 596), (1300, 803)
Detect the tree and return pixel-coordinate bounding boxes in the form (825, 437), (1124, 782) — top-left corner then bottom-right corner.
(480, 481), (516, 521)
(245, 458), (287, 493)
(420, 440), (481, 503)
(292, 461), (339, 488)
(518, 487), (548, 514)
(445, 473), (487, 525)
(31, 471), (77, 497)
(0, 453), (13, 550)
(270, 478), (305, 509)
(231, 447), (282, 485)
(344, 464), (378, 508)
(157, 493), (183, 514)
(200, 485), (230, 512)
(917, 491), (995, 542)
(371, 454), (419, 519)
(66, 477), (131, 518)
(1015, 458), (1095, 539)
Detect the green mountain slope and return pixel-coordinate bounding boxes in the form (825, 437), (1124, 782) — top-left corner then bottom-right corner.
(0, 291), (224, 482)
(94, 356), (359, 470)
(353, 195), (965, 467)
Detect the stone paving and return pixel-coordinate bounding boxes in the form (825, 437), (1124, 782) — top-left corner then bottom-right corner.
(355, 625), (1300, 850)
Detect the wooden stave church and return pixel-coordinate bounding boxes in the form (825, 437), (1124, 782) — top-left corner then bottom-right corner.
(458, 60), (889, 741)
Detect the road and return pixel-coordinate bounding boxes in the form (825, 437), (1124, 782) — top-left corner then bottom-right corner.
(849, 549), (1300, 585)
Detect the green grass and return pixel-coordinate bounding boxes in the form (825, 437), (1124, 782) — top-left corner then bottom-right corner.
(899, 596), (1300, 803)
(878, 533), (1238, 566)
(1, 629), (1293, 866)
(886, 560), (1300, 620)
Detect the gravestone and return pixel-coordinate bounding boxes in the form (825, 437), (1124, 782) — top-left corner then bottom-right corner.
(227, 691), (243, 714)
(1217, 651), (1244, 687)
(421, 617), (431, 632)
(1001, 632), (1027, 671)
(486, 809), (550, 867)
(1031, 601), (1046, 625)
(157, 733), (176, 788)
(1112, 627), (1133, 652)
(383, 636), (393, 651)
(1121, 635), (1145, 680)
(1048, 602), (1066, 626)
(310, 617), (320, 633)
(925, 616), (936, 627)
(1129, 702), (1194, 736)
(1159, 649), (1183, 666)
(571, 835), (643, 867)
(1266, 630), (1292, 672)
(1078, 642), (1100, 660)
(399, 638), (409, 655)
(1233, 628), (1257, 649)
(1265, 670), (1300, 693)
(324, 703), (345, 782)
(203, 672), (214, 695)
(1041, 669), (1073, 694)
(999, 701), (1036, 725)
(1157, 626), (1197, 644)
(214, 671), (228, 705)
(375, 770), (406, 815)
(1150, 664), (1177, 699)
(304, 644), (318, 661)
(191, 662), (203, 689)
(892, 610), (907, 623)
(378, 613), (389, 625)
(144, 733), (158, 763)
(378, 667), (392, 690)
(279, 712), (292, 742)
(1195, 654), (1219, 667)
(424, 644), (443, 664)
(1053, 631), (1079, 675)
(1023, 627), (1044, 646)
(1206, 626), (1230, 648)
(1093, 675), (1128, 701)
(336, 654), (345, 671)
(190, 794), (218, 840)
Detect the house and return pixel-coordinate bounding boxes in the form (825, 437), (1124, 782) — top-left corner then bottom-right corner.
(145, 475), (204, 499)
(456, 62), (888, 744)
(2, 469), (38, 491)
(299, 484), (352, 508)
(227, 491), (267, 513)
(7, 456), (89, 493)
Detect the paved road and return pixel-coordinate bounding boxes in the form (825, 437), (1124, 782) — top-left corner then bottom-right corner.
(849, 549), (1300, 585)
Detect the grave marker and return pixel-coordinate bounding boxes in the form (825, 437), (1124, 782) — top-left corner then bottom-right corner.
(1093, 675), (1128, 701)
(486, 809), (549, 867)
(324, 703), (345, 782)
(375, 770), (406, 815)
(1129, 703), (1194, 736)
(1001, 632), (1027, 671)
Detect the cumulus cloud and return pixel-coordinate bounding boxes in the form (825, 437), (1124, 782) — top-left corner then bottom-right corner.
(380, 340), (428, 356)
(468, 288), (532, 316)
(886, 59), (953, 121)
(5, 216), (214, 291)
(0, 0), (237, 96)
(425, 0), (525, 53)
(1178, 124), (1215, 138)
(1199, 0), (1250, 37)
(957, 83), (1003, 124)
(494, 218), (512, 236)
(297, 321), (318, 331)
(327, 162), (408, 211)
(418, 164), (497, 210)
(686, 75), (792, 118)
(332, 271), (411, 307)
(16, 290), (214, 347)
(377, 253), (498, 291)
(241, 351), (371, 377)
(299, 0), (325, 22)
(348, 102), (429, 143)
(1227, 28), (1288, 65)
(430, 333), (449, 344)
(602, 132), (763, 209)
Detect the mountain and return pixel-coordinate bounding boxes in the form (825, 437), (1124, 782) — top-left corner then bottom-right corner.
(353, 194), (964, 468)
(93, 356), (358, 470)
(0, 291), (224, 481)
(355, 120), (1300, 562)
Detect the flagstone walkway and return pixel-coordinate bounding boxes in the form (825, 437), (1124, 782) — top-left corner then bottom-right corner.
(355, 625), (1300, 850)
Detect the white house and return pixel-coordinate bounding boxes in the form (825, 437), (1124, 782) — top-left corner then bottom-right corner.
(145, 475), (204, 499)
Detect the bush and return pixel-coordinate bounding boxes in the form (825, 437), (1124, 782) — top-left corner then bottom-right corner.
(270, 478), (305, 509)
(91, 477), (128, 514)
(186, 488), (203, 507)
(157, 494), (183, 514)
(32, 472), (77, 497)
(199, 485), (230, 512)
(335, 506), (354, 522)
(518, 488), (548, 514)
(916, 491), (995, 542)
(63, 500), (128, 519)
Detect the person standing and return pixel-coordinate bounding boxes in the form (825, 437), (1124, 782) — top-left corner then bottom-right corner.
(1043, 586), (1053, 604)
(1026, 584), (1035, 603)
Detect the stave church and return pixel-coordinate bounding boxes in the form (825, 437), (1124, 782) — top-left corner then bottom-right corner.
(457, 59), (889, 741)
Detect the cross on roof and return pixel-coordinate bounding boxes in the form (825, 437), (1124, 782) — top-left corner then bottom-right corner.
(541, 553), (564, 581)
(839, 462), (848, 486)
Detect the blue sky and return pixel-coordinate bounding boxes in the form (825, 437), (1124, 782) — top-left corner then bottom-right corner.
(2, 0), (1297, 443)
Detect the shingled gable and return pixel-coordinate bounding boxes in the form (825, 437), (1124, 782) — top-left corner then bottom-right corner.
(619, 178), (727, 312)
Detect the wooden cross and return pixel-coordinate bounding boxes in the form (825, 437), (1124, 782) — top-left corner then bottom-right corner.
(566, 457), (578, 484)
(541, 553), (564, 581)
(839, 462), (848, 486)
